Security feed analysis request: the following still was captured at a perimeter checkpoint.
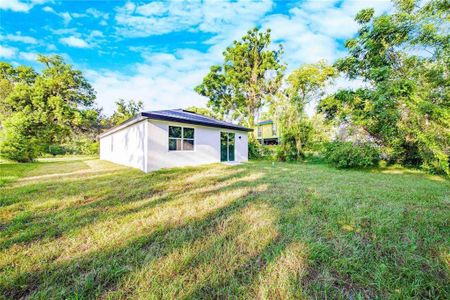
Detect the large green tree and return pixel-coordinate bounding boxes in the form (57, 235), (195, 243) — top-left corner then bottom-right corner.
(185, 106), (221, 119)
(195, 28), (285, 128)
(0, 55), (98, 162)
(319, 0), (449, 174)
(108, 99), (143, 126)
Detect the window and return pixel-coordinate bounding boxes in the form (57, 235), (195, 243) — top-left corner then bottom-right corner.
(257, 126), (262, 137)
(110, 136), (114, 152)
(272, 123), (277, 136)
(169, 126), (195, 151)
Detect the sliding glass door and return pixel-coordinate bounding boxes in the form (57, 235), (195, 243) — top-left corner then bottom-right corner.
(220, 132), (235, 162)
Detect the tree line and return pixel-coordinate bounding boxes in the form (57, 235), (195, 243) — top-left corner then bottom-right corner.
(195, 0), (449, 175)
(0, 56), (143, 161)
(0, 0), (448, 175)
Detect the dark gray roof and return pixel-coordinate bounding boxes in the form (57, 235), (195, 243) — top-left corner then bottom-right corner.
(142, 109), (252, 132)
(99, 109), (252, 138)
(256, 119), (273, 125)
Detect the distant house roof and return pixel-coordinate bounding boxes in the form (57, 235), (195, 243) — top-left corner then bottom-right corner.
(99, 109), (253, 138)
(256, 119), (273, 126)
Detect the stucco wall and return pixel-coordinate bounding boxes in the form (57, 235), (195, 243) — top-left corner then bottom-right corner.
(147, 120), (248, 171)
(100, 119), (248, 172)
(99, 120), (148, 172)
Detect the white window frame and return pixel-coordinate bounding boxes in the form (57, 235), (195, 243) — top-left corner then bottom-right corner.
(168, 126), (195, 152)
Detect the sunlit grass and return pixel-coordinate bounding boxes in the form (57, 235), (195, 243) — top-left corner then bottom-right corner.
(0, 158), (448, 299)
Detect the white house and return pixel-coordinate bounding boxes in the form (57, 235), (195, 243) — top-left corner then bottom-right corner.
(99, 109), (252, 172)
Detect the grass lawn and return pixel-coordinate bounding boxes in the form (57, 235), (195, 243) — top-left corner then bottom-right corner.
(0, 157), (449, 299)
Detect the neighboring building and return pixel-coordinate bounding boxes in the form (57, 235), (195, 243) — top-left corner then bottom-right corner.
(256, 119), (279, 145)
(99, 109), (252, 173)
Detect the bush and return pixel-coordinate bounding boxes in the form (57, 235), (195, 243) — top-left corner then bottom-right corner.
(248, 139), (280, 160)
(0, 133), (40, 162)
(248, 139), (265, 159)
(62, 137), (99, 155)
(48, 144), (66, 156)
(248, 139), (260, 159)
(0, 113), (41, 162)
(276, 132), (302, 162)
(324, 141), (380, 168)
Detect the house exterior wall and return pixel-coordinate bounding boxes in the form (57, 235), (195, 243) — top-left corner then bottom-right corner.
(100, 119), (249, 173)
(99, 120), (148, 172)
(256, 123), (278, 139)
(147, 119), (248, 172)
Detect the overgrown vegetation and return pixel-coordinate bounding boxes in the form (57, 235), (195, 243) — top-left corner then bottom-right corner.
(319, 0), (449, 175)
(0, 58), (146, 161)
(324, 141), (381, 168)
(0, 56), (99, 162)
(195, 0), (449, 174)
(0, 157), (448, 298)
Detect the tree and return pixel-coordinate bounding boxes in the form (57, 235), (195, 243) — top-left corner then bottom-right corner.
(0, 55), (98, 162)
(195, 28), (285, 128)
(109, 99), (143, 126)
(273, 61), (336, 159)
(185, 106), (221, 119)
(319, 0), (449, 174)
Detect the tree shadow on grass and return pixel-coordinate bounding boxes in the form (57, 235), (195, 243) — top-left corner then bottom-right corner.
(0, 165), (248, 251)
(6, 164), (314, 299)
(1, 170), (265, 299)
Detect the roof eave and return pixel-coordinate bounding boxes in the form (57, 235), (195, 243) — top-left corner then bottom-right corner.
(98, 113), (146, 138)
(142, 112), (253, 132)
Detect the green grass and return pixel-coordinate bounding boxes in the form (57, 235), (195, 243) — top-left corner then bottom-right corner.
(0, 157), (448, 299)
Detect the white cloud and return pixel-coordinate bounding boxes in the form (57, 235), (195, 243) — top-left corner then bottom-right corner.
(0, 45), (17, 58)
(42, 6), (109, 28)
(86, 48), (218, 115)
(0, 0), (46, 12)
(50, 28), (78, 35)
(261, 0), (392, 70)
(47, 44), (57, 51)
(42, 6), (87, 25)
(0, 0), (29, 12)
(19, 51), (38, 61)
(0, 45), (38, 62)
(42, 6), (54, 13)
(2, 33), (38, 44)
(115, 0), (273, 37)
(89, 30), (104, 38)
(86, 7), (109, 19)
(60, 12), (72, 25)
(89, 0), (392, 115)
(59, 36), (90, 48)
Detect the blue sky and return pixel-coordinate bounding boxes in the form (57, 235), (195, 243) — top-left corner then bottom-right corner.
(0, 0), (391, 115)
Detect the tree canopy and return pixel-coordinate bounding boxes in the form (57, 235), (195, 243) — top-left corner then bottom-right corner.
(319, 0), (449, 174)
(0, 55), (99, 161)
(185, 106), (221, 119)
(273, 61), (336, 159)
(108, 99), (143, 126)
(195, 28), (285, 128)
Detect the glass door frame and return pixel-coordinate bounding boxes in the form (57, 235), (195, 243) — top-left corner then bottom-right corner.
(220, 132), (235, 162)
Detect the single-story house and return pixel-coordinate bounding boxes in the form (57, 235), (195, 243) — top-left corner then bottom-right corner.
(99, 109), (252, 172)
